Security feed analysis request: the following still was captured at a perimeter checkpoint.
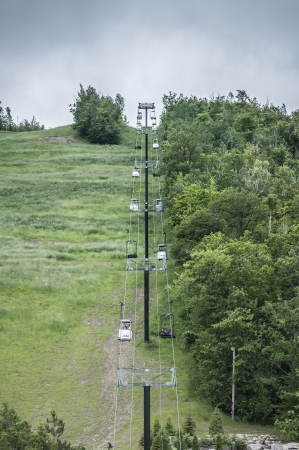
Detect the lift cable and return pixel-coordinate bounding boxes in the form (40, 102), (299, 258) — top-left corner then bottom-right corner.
(113, 120), (143, 449)
(150, 118), (168, 450)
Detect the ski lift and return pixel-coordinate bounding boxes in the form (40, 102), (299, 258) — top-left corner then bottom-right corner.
(159, 313), (175, 339)
(153, 139), (159, 149)
(157, 244), (167, 260)
(150, 110), (156, 120)
(155, 198), (164, 212)
(118, 319), (132, 341)
(130, 198), (139, 212)
(136, 123), (142, 131)
(132, 169), (140, 178)
(152, 124), (157, 132)
(126, 240), (137, 259)
(137, 111), (142, 120)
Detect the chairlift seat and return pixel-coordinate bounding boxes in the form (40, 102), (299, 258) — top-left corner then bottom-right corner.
(155, 199), (164, 212)
(132, 169), (140, 178)
(160, 329), (176, 339)
(157, 244), (167, 260)
(153, 139), (159, 149)
(118, 319), (132, 341)
(130, 198), (139, 212)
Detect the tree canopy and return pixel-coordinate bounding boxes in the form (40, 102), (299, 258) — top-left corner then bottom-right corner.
(160, 91), (299, 423)
(69, 85), (125, 144)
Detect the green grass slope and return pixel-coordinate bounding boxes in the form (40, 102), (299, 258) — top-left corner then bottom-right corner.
(0, 126), (275, 449)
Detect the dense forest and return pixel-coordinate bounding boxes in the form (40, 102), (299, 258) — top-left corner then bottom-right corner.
(159, 91), (299, 424)
(0, 101), (44, 131)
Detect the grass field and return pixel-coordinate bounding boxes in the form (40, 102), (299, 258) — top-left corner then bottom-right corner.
(0, 125), (275, 449)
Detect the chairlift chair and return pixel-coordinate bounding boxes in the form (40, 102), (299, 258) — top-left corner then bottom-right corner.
(118, 319), (132, 341)
(136, 123), (142, 131)
(137, 111), (142, 120)
(150, 111), (156, 120)
(153, 139), (159, 149)
(130, 198), (139, 212)
(152, 125), (157, 132)
(132, 169), (140, 178)
(159, 313), (176, 339)
(157, 244), (167, 260)
(126, 240), (137, 259)
(155, 198), (164, 212)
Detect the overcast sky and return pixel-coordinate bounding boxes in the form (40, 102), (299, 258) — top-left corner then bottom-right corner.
(1, 0), (299, 128)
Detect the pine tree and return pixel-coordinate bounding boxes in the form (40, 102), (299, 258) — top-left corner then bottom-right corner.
(192, 435), (200, 450)
(182, 411), (196, 436)
(153, 418), (161, 437)
(208, 407), (224, 435)
(165, 416), (176, 436)
(45, 410), (65, 442)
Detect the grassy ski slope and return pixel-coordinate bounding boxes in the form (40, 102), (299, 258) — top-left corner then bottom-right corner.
(0, 125), (275, 449)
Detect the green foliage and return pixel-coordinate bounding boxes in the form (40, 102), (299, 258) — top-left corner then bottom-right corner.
(0, 403), (84, 450)
(153, 418), (161, 437)
(208, 408), (224, 435)
(69, 84), (125, 144)
(275, 409), (299, 441)
(165, 416), (176, 435)
(45, 411), (65, 442)
(161, 91), (299, 424)
(0, 100), (44, 131)
(182, 411), (196, 436)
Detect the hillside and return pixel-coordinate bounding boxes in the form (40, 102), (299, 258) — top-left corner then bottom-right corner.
(0, 125), (275, 449)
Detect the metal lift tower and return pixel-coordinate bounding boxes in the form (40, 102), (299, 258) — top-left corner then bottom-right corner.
(118, 102), (176, 450)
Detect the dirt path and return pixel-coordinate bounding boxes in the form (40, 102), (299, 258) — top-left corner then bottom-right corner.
(78, 289), (144, 449)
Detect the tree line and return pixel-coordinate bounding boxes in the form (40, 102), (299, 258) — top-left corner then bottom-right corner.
(0, 101), (44, 131)
(159, 90), (299, 425)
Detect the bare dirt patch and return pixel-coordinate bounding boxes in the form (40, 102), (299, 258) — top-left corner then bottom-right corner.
(40, 135), (79, 143)
(78, 289), (144, 449)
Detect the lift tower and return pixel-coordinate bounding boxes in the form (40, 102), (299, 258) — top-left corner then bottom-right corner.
(119, 102), (176, 450)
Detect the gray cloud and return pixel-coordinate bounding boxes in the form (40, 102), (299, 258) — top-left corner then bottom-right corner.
(1, 0), (299, 128)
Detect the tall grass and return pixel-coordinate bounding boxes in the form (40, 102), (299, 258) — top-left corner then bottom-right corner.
(0, 126), (275, 449)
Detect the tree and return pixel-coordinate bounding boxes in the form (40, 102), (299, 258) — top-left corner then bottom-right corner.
(0, 403), (85, 450)
(45, 410), (65, 442)
(182, 411), (196, 436)
(208, 407), (224, 435)
(165, 417), (176, 436)
(69, 85), (125, 144)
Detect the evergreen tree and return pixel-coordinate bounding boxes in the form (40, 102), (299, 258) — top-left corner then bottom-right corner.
(192, 435), (200, 450)
(182, 411), (196, 436)
(208, 408), (224, 435)
(165, 416), (176, 435)
(45, 410), (65, 442)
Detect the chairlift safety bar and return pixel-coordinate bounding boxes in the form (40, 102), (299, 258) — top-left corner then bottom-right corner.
(138, 103), (155, 109)
(126, 257), (167, 271)
(117, 367), (177, 387)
